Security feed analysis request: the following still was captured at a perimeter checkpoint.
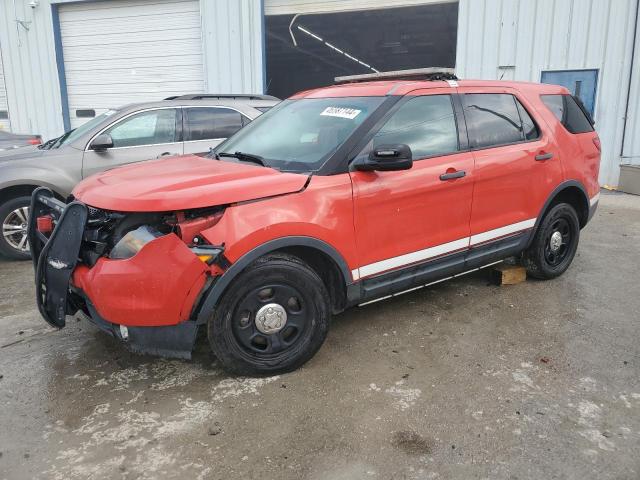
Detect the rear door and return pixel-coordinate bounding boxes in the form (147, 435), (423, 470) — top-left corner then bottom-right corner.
(82, 107), (183, 178)
(350, 90), (475, 280)
(183, 107), (249, 155)
(458, 88), (563, 246)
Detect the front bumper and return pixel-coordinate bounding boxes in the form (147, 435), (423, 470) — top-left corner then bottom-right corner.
(28, 187), (214, 358)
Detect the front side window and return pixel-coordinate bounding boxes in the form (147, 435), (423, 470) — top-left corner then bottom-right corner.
(463, 94), (534, 148)
(105, 109), (178, 148)
(369, 95), (458, 159)
(216, 97), (386, 172)
(184, 108), (247, 141)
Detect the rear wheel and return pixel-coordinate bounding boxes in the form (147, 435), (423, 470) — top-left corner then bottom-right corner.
(207, 253), (330, 375)
(522, 202), (580, 279)
(0, 196), (32, 261)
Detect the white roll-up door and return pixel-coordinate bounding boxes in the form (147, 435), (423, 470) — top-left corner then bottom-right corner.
(0, 47), (10, 132)
(59, 0), (204, 129)
(265, 0), (456, 15)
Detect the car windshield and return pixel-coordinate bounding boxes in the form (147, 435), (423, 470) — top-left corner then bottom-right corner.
(50, 110), (118, 148)
(214, 97), (386, 171)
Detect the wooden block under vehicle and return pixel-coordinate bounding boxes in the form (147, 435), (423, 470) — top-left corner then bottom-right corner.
(492, 264), (527, 285)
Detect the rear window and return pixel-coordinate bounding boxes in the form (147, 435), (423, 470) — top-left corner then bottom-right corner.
(541, 94), (594, 134)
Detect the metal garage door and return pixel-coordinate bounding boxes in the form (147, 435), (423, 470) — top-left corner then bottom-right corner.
(0, 48), (10, 132)
(59, 0), (204, 129)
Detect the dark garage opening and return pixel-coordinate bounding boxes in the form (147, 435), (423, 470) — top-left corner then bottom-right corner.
(265, 3), (459, 99)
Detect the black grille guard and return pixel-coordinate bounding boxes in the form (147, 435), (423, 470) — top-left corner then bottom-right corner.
(28, 187), (88, 328)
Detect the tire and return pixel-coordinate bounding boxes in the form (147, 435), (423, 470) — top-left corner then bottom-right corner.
(207, 253), (331, 375)
(0, 196), (32, 261)
(522, 202), (580, 279)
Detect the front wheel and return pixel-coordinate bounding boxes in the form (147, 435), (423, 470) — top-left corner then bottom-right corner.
(207, 253), (330, 375)
(0, 196), (32, 261)
(522, 202), (580, 279)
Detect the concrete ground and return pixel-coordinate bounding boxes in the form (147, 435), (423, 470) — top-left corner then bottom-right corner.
(1, 191), (639, 480)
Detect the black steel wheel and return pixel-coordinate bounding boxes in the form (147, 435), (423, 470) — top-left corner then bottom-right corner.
(523, 202), (580, 279)
(208, 253), (330, 375)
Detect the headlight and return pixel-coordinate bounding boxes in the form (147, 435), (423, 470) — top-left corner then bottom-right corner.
(110, 225), (162, 259)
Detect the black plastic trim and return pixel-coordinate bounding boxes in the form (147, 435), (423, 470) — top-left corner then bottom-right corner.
(195, 236), (353, 324)
(352, 232), (531, 306)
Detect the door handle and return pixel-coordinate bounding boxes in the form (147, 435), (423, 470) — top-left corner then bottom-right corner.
(535, 152), (554, 161)
(439, 170), (466, 181)
(157, 152), (173, 158)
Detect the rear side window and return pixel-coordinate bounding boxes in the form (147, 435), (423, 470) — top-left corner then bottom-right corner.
(462, 94), (539, 148)
(541, 94), (594, 134)
(371, 95), (459, 159)
(184, 107), (248, 141)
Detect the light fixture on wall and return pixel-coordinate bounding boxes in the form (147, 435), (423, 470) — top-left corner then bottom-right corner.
(29, 0), (40, 8)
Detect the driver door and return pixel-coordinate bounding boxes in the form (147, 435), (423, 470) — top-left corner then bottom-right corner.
(349, 91), (475, 280)
(82, 108), (183, 178)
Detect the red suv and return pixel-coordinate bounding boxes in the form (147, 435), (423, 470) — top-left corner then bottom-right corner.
(30, 71), (601, 375)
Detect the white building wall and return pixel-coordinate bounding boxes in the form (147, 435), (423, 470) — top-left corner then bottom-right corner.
(0, 0), (264, 140)
(456, 0), (640, 187)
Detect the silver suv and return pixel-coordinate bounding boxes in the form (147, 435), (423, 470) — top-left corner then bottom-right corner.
(0, 94), (279, 260)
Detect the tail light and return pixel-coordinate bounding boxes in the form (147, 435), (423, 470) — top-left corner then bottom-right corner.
(28, 136), (42, 145)
(592, 136), (601, 152)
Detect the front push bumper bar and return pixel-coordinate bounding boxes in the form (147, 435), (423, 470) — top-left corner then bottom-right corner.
(29, 187), (87, 328)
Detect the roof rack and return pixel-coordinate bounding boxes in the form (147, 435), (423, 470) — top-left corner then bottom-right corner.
(164, 93), (280, 101)
(335, 68), (457, 84)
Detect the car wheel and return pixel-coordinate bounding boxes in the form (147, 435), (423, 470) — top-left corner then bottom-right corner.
(0, 196), (32, 261)
(208, 253), (330, 375)
(522, 202), (580, 279)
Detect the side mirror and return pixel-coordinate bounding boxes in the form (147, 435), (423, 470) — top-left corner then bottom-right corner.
(90, 133), (114, 151)
(353, 144), (413, 172)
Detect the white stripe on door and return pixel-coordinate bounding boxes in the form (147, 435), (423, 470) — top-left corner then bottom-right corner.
(469, 218), (536, 246)
(352, 217), (537, 280)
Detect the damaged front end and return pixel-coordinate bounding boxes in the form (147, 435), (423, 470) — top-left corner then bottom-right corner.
(29, 187), (229, 358)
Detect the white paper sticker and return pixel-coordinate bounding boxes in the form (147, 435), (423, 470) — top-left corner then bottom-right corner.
(320, 106), (362, 120)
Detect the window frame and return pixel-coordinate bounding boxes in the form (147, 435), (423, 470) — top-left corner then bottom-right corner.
(84, 106), (182, 151)
(182, 105), (250, 144)
(460, 92), (542, 151)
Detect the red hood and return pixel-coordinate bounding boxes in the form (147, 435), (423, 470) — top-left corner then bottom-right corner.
(73, 155), (309, 212)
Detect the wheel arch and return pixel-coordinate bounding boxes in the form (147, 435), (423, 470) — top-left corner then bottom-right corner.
(195, 236), (353, 325)
(0, 184), (65, 205)
(528, 180), (590, 248)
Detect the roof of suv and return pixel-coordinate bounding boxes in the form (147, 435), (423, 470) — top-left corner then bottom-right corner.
(291, 79), (570, 99)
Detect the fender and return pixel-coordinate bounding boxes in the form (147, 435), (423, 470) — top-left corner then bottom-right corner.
(194, 236), (353, 325)
(526, 179), (590, 248)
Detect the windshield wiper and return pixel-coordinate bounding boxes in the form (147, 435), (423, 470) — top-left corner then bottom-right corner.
(218, 151), (269, 167)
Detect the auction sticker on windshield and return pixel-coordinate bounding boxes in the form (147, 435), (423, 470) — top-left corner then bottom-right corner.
(320, 107), (362, 120)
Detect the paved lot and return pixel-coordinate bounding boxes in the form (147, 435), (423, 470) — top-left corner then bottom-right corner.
(1, 192), (639, 480)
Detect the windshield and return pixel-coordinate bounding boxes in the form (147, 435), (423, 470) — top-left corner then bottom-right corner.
(51, 110), (118, 148)
(215, 97), (386, 171)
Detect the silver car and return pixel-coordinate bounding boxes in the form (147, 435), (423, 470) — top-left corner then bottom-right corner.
(0, 94), (279, 260)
